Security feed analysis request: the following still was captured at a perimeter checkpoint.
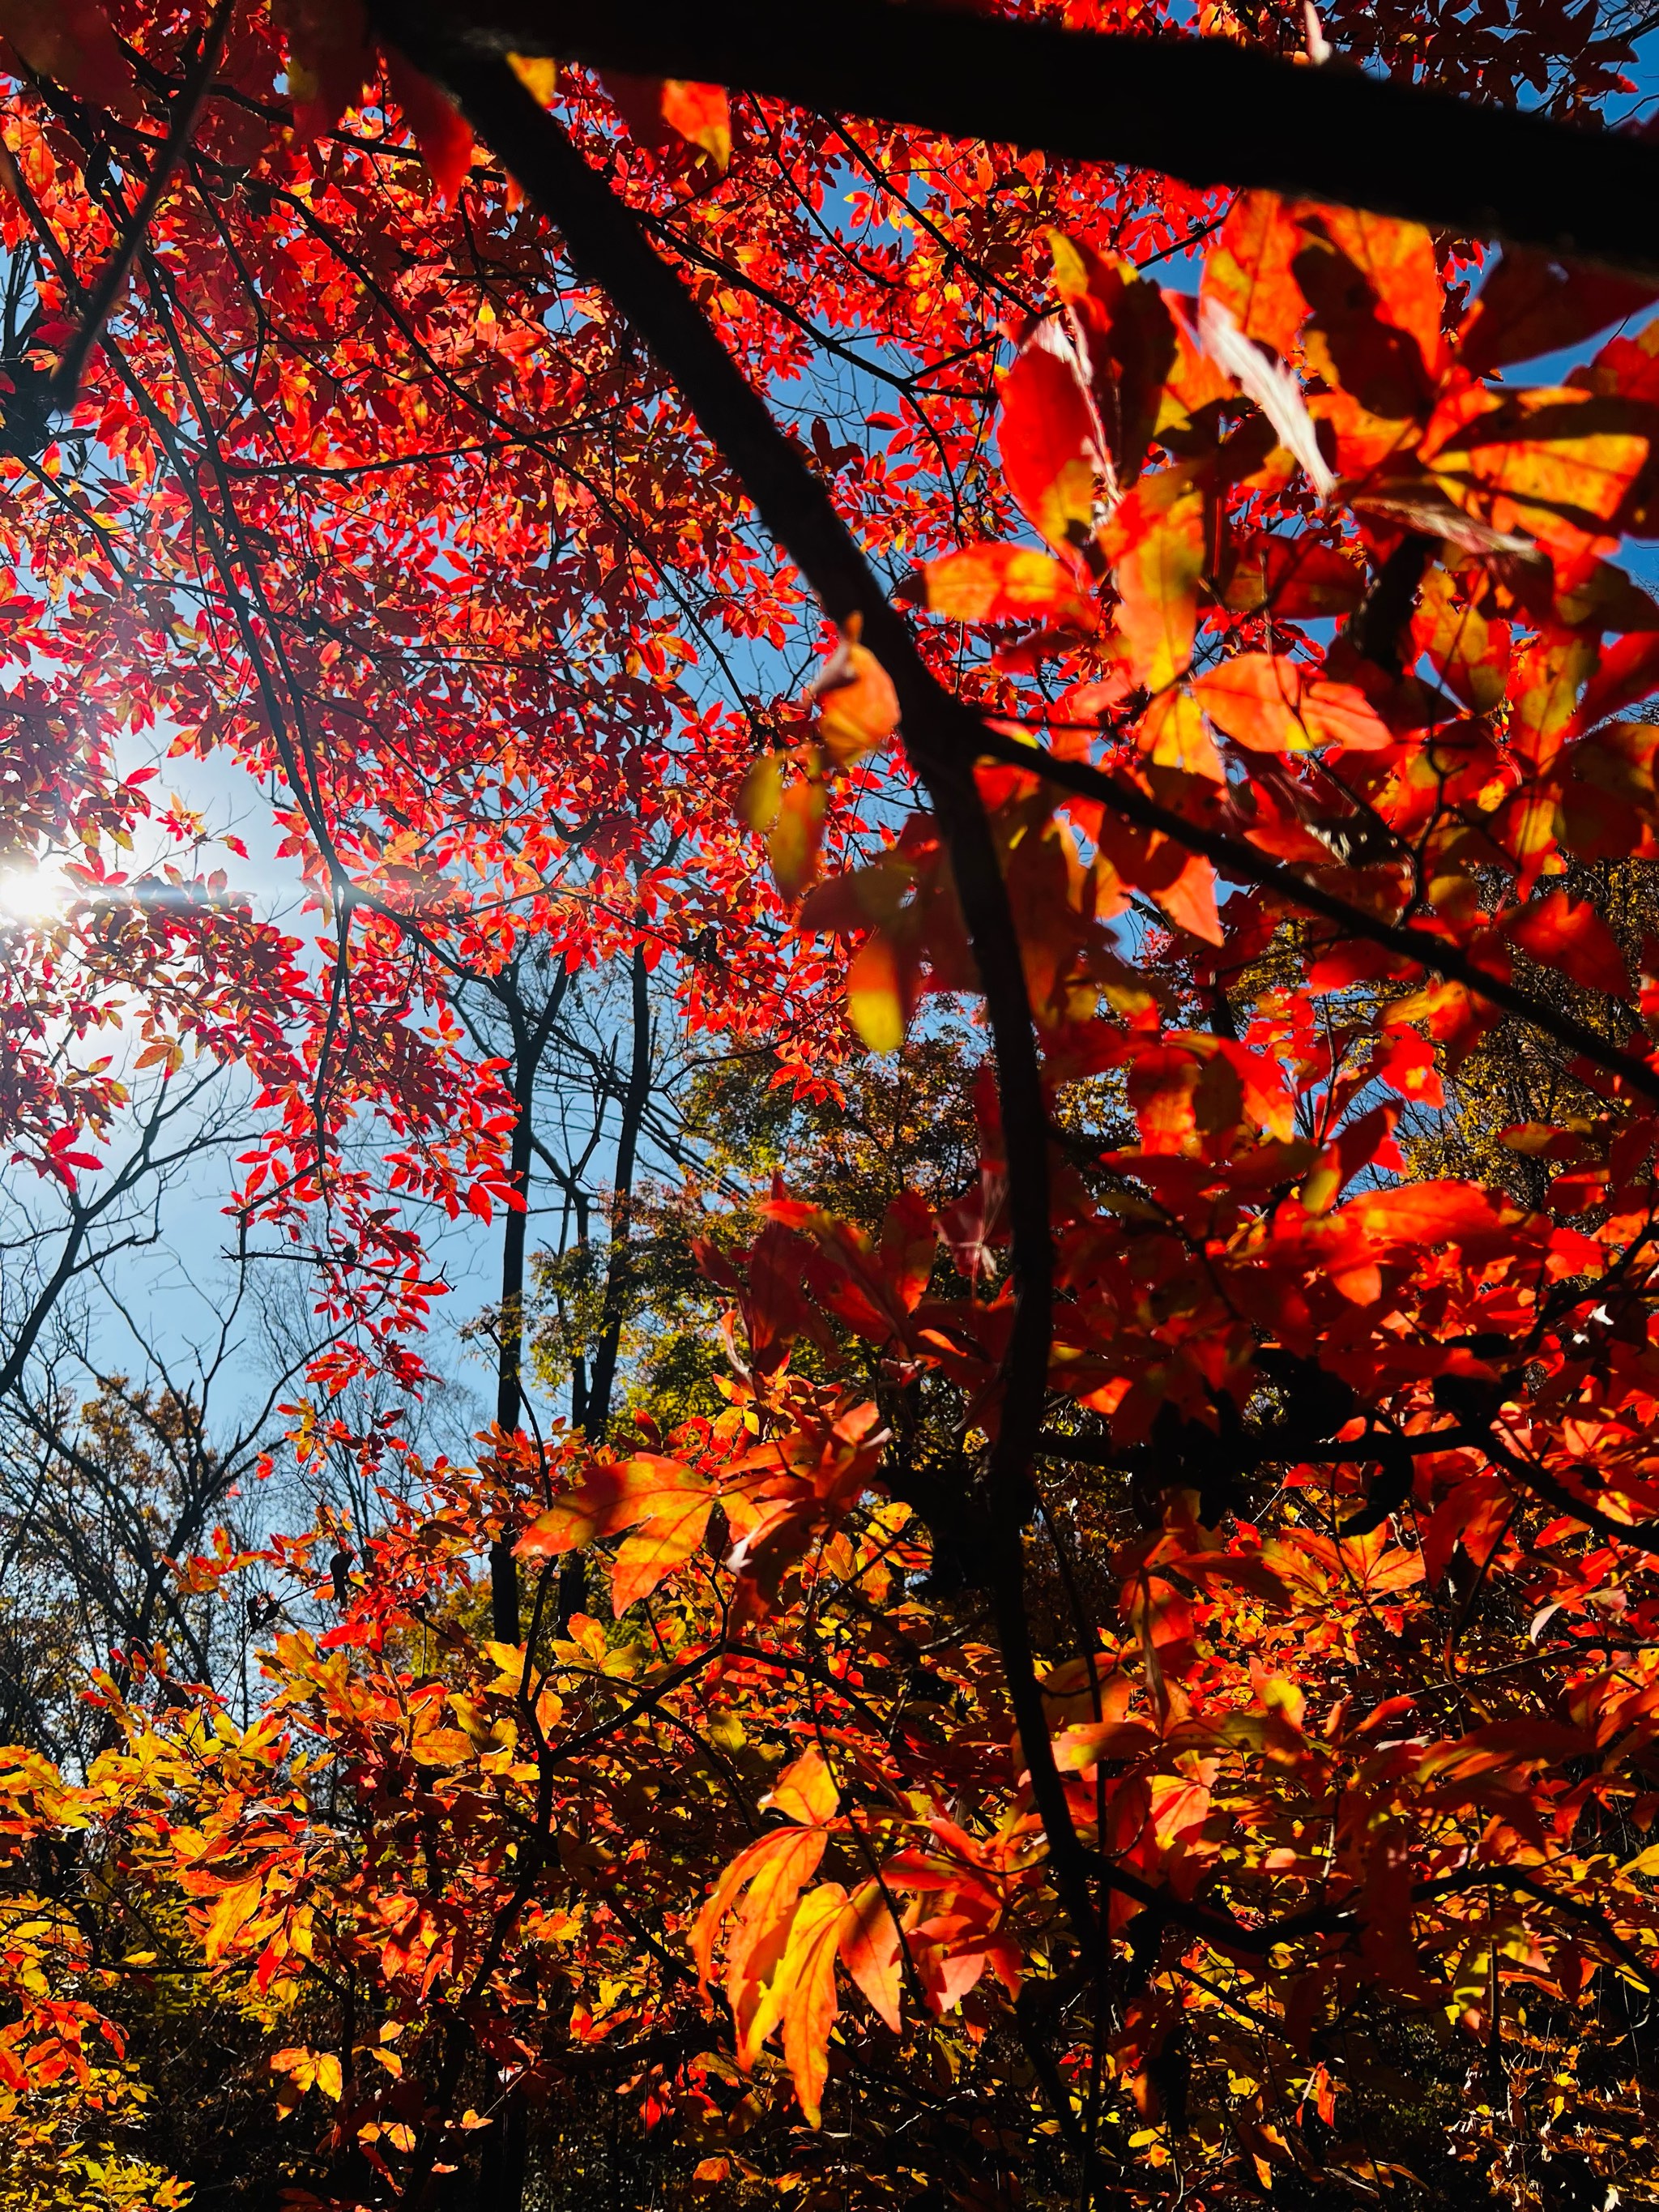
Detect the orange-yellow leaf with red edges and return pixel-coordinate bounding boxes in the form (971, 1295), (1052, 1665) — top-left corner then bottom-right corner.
(918, 544), (1093, 627)
(516, 1455), (709, 1569)
(775, 1882), (852, 2127)
(610, 1481), (717, 1611)
(1200, 191), (1307, 357)
(659, 80), (731, 168)
(1421, 384), (1651, 570)
(1192, 653), (1393, 753)
(1102, 476), (1205, 697)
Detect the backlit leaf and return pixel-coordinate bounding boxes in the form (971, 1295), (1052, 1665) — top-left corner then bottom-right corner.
(917, 544), (1092, 627)
(1192, 653), (1392, 753)
(997, 325), (1102, 553)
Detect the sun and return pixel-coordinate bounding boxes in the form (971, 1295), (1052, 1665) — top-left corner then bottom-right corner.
(0, 868), (67, 923)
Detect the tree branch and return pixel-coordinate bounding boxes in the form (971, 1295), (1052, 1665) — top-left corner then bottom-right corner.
(381, 0), (1659, 278)
(391, 38), (1098, 1944)
(972, 727), (1659, 1112)
(49, 0), (234, 405)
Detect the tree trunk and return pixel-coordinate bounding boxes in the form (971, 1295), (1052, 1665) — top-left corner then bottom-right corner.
(489, 967), (568, 1645)
(582, 942), (652, 1444)
(489, 1048), (535, 1646)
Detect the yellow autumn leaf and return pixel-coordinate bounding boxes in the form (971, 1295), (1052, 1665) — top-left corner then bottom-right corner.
(764, 1745), (841, 1826)
(847, 931), (906, 1053)
(1102, 477), (1205, 696)
(202, 1874), (262, 1964)
(507, 53), (558, 105)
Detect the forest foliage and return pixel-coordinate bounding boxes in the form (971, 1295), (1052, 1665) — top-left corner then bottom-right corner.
(1, 3), (1658, 2210)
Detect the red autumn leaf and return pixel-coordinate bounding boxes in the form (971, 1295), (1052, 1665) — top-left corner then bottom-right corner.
(279, 0), (371, 138)
(997, 325), (1102, 555)
(6, 16), (1659, 2185)
(1458, 250), (1659, 378)
(1572, 629), (1659, 732)
(1049, 230), (1177, 488)
(1220, 532), (1367, 618)
(384, 49), (475, 203)
(1338, 1181), (1515, 1255)
(0, 0), (139, 117)
(1503, 889), (1630, 995)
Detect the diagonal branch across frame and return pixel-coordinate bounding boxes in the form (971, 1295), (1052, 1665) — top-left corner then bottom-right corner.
(379, 0), (1659, 278)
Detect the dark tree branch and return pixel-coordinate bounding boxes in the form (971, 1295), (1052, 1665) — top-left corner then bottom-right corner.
(49, 0), (234, 405)
(970, 726), (1659, 1112)
(489, 961), (572, 1644)
(380, 0), (1659, 278)
(387, 38), (1098, 1944)
(583, 941), (653, 1443)
(374, 11), (1659, 2001)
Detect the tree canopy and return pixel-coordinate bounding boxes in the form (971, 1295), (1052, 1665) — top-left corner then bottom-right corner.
(1, 2), (1659, 2210)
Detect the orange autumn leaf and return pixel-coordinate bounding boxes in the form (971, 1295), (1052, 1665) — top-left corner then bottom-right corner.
(916, 543), (1093, 627)
(764, 1745), (841, 1826)
(838, 1880), (902, 2032)
(506, 52), (559, 106)
(1150, 848), (1223, 945)
(1049, 230), (1177, 486)
(201, 1874), (264, 1965)
(517, 1454), (712, 1615)
(1102, 476), (1205, 696)
(611, 1483), (719, 1610)
(1192, 653), (1393, 753)
(659, 79), (731, 168)
(809, 626), (900, 765)
(1299, 203), (1447, 388)
(767, 775), (827, 900)
(1421, 383), (1651, 567)
(599, 71), (731, 164)
(1200, 190), (1307, 357)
